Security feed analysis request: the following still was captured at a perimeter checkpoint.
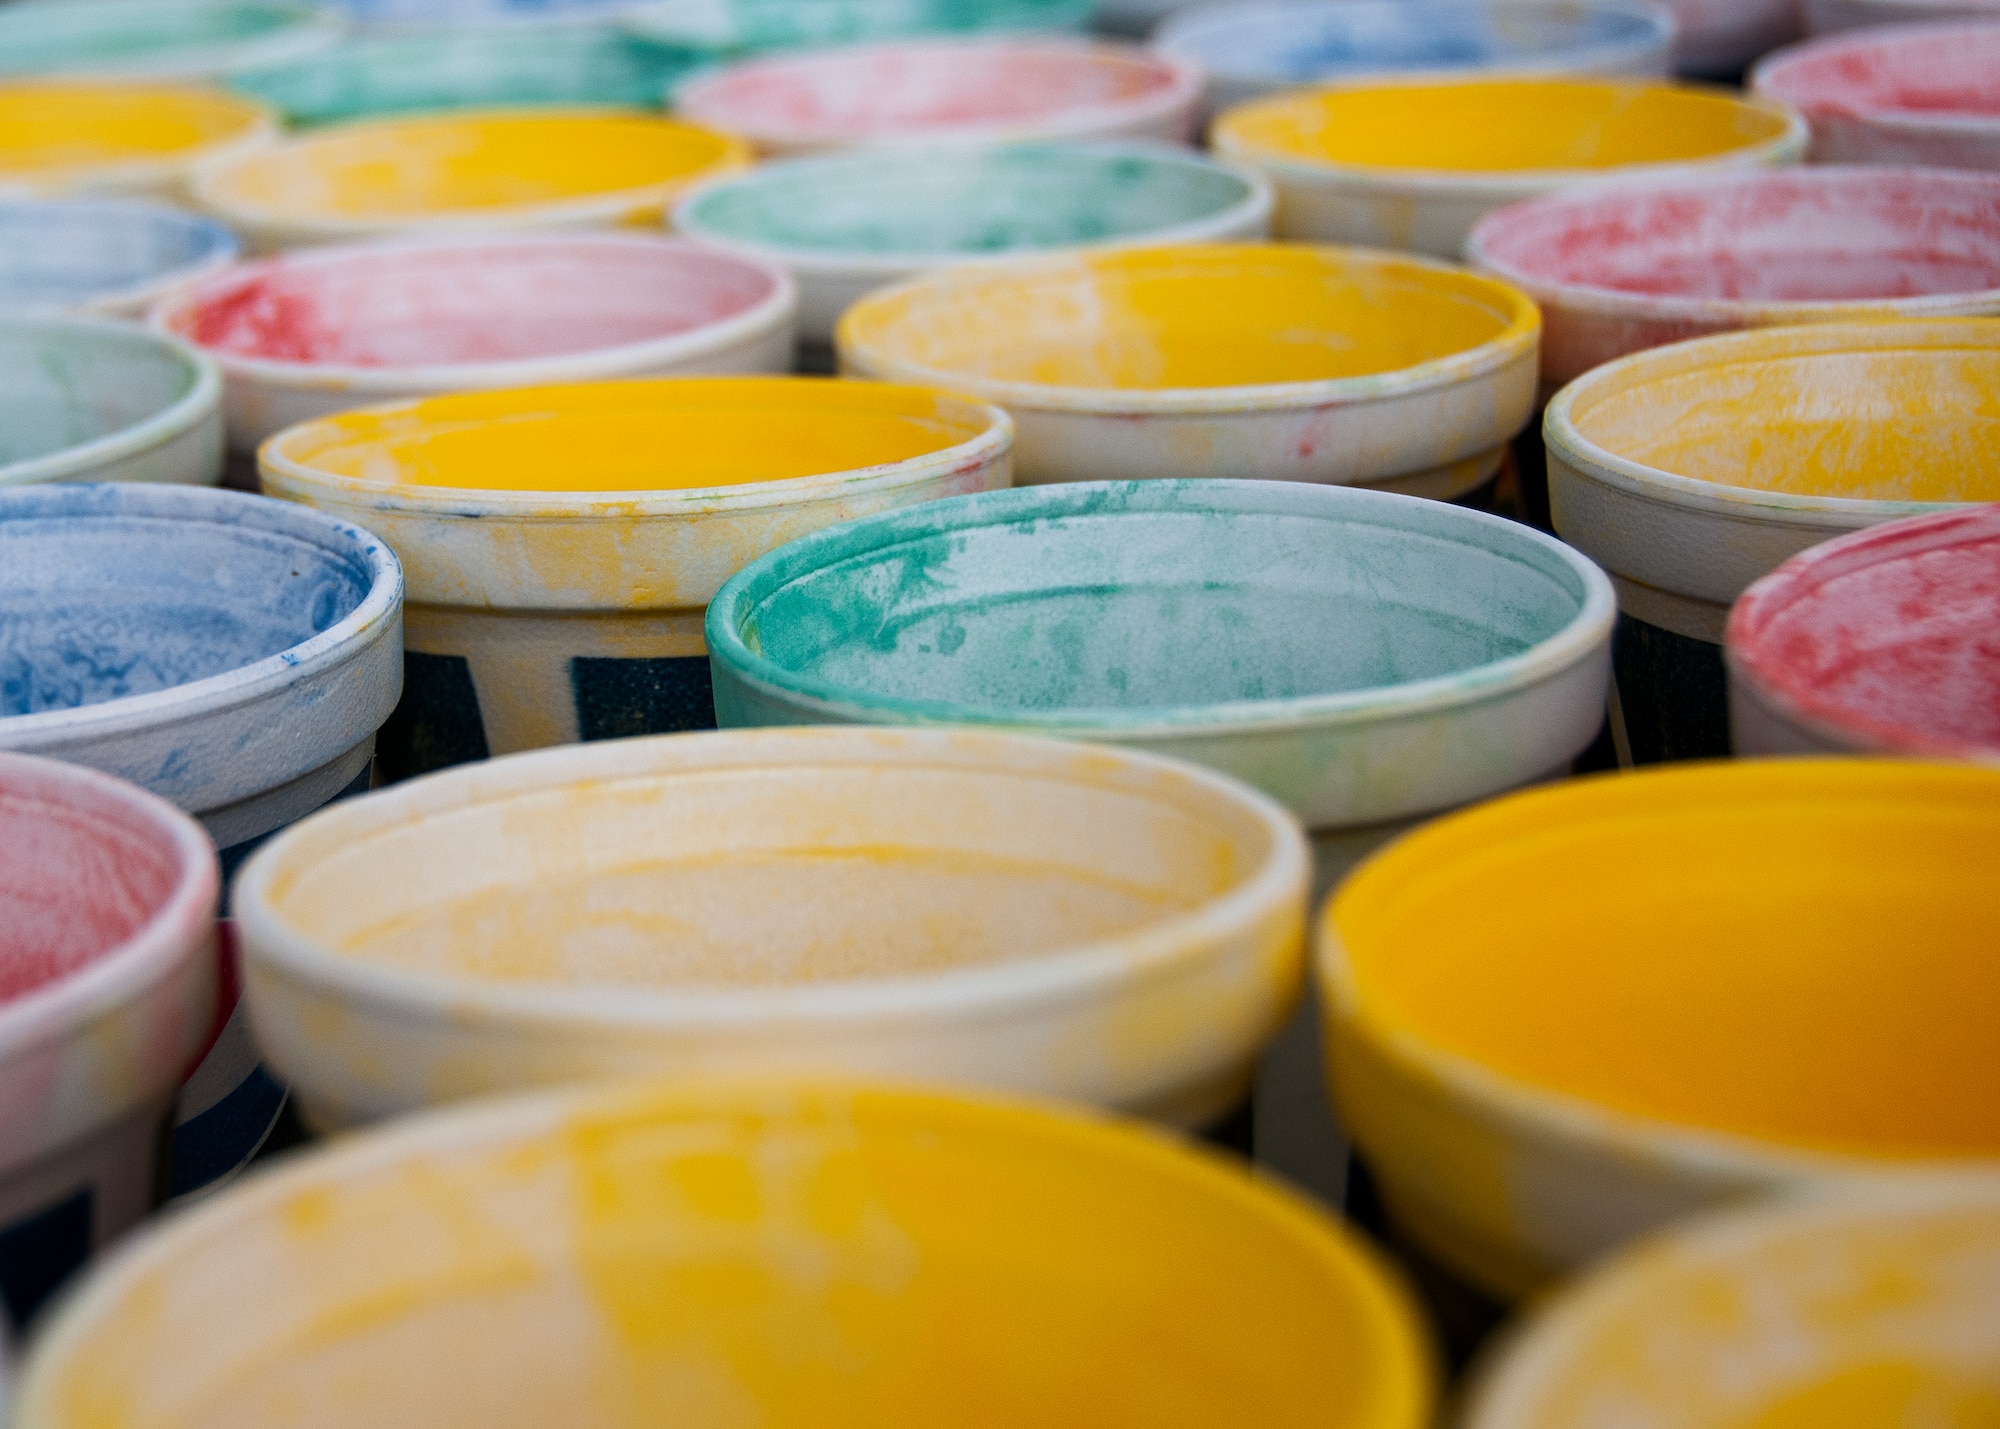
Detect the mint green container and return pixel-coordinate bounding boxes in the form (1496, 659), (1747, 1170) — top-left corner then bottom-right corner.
(625, 0), (1091, 58)
(229, 24), (690, 125)
(0, 0), (342, 82)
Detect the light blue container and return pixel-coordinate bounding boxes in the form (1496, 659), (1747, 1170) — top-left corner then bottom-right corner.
(228, 23), (694, 124)
(0, 483), (402, 1196)
(0, 0), (343, 82)
(0, 201), (238, 319)
(1155, 0), (1676, 108)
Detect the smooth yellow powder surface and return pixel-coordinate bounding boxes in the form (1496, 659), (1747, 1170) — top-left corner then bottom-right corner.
(840, 244), (1533, 390)
(201, 110), (744, 218)
(0, 83), (266, 178)
(1332, 762), (2000, 1158)
(1572, 342), (2000, 501)
(272, 378), (993, 492)
(1216, 79), (1794, 173)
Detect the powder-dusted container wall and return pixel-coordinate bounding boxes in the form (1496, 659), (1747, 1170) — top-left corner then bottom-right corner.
(192, 107), (750, 253)
(1727, 506), (2000, 762)
(0, 318), (223, 490)
(153, 234), (796, 451)
(1544, 318), (2000, 763)
(0, 0), (342, 84)
(672, 144), (1271, 346)
(0, 201), (238, 320)
(0, 483), (402, 1196)
(1751, 22), (2000, 171)
(228, 23), (691, 126)
(671, 38), (1204, 156)
(1154, 0), (1676, 111)
(11, 1083), (1435, 1429)
(1469, 167), (2000, 393)
(708, 481), (1613, 841)
(1320, 758), (2000, 1302)
(0, 755), (216, 1333)
(261, 376), (1012, 779)
(236, 729), (1310, 1130)
(1212, 77), (1807, 259)
(1463, 1182), (2000, 1429)
(0, 82), (276, 202)
(838, 244), (1539, 500)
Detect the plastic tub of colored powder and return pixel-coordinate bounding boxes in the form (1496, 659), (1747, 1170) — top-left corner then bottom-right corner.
(1464, 1181), (2000, 1429)
(153, 233), (796, 451)
(260, 376), (1012, 779)
(1211, 77), (1807, 259)
(227, 22), (692, 126)
(1752, 22), (2000, 172)
(191, 107), (750, 254)
(0, 317), (223, 489)
(0, 483), (401, 1197)
(1154, 0), (1675, 112)
(672, 143), (1271, 345)
(0, 201), (237, 321)
(0, 82), (275, 203)
(336, 0), (632, 27)
(235, 727), (1309, 1129)
(1806, 0), (2000, 33)
(626, 0), (1094, 56)
(0, 0), (342, 84)
(1470, 167), (2000, 392)
(671, 39), (1204, 156)
(1544, 317), (2000, 763)
(1319, 757), (2000, 1301)
(0, 754), (216, 1332)
(837, 243), (1539, 499)
(1727, 506), (2000, 762)
(707, 480), (1613, 845)
(11, 1081), (1434, 1427)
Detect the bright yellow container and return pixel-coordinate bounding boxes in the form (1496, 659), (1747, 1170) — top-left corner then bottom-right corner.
(1212, 77), (1808, 257)
(193, 107), (751, 253)
(0, 81), (275, 200)
(1319, 758), (2000, 1300)
(12, 1081), (1437, 1429)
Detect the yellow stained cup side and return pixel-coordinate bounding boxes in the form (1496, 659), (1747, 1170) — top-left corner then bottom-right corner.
(1215, 79), (1797, 173)
(1568, 325), (2000, 503)
(199, 110), (747, 219)
(838, 244), (1536, 391)
(266, 377), (999, 492)
(27, 1086), (1434, 1429)
(0, 82), (267, 180)
(1328, 760), (2000, 1160)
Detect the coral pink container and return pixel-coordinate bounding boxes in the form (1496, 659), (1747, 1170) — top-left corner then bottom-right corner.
(151, 233), (796, 452)
(0, 754), (217, 1331)
(1469, 167), (2000, 390)
(1728, 505), (2000, 761)
(1752, 22), (2000, 170)
(672, 38), (1204, 156)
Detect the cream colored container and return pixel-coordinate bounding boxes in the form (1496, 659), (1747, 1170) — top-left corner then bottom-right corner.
(1752, 22), (2000, 171)
(0, 754), (217, 1330)
(234, 728), (1310, 1131)
(671, 38), (1203, 156)
(191, 107), (751, 253)
(1545, 317), (2000, 762)
(1464, 1180), (2000, 1429)
(836, 243), (1539, 499)
(1727, 506), (2000, 762)
(152, 233), (796, 451)
(11, 1081), (1434, 1429)
(0, 82), (275, 202)
(260, 376), (1013, 779)
(1212, 76), (1807, 259)
(1469, 167), (2000, 393)
(1319, 757), (2000, 1302)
